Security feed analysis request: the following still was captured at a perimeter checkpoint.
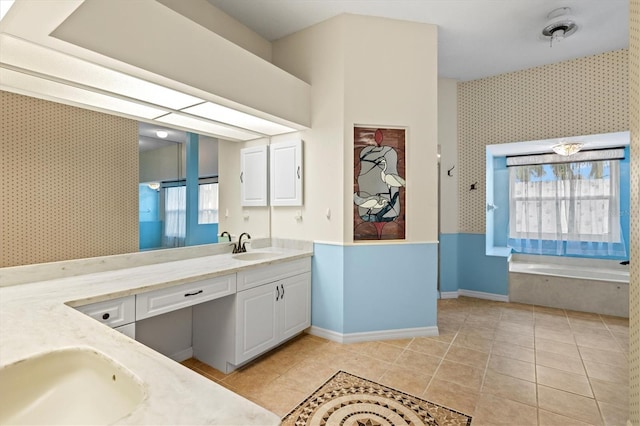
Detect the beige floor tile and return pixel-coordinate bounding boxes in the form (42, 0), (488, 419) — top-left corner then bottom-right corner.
(497, 321), (535, 335)
(452, 332), (493, 353)
(464, 316), (499, 330)
(430, 329), (458, 344)
(535, 326), (575, 343)
(482, 370), (537, 406)
(488, 354), (536, 382)
(535, 316), (573, 331)
(472, 393), (537, 426)
(407, 337), (450, 357)
(269, 359), (338, 394)
(354, 341), (405, 363)
(598, 400), (630, 426)
(222, 369), (281, 399)
(568, 317), (608, 331)
(341, 354), (392, 383)
(538, 385), (603, 425)
(536, 365), (593, 397)
(380, 337), (413, 348)
(378, 364), (431, 396)
(574, 333), (621, 351)
(590, 378), (629, 408)
(583, 359), (629, 385)
(252, 384), (308, 417)
(394, 348), (442, 375)
(538, 409), (597, 426)
(491, 341), (535, 363)
(445, 345), (489, 369)
(459, 324), (496, 340)
(536, 349), (587, 375)
(188, 358), (229, 380)
(535, 337), (581, 358)
(494, 330), (535, 348)
(433, 360), (484, 391)
(534, 305), (567, 316)
(579, 346), (627, 366)
(423, 378), (479, 416)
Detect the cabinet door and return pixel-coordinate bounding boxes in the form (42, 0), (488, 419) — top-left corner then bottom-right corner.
(270, 138), (303, 206)
(240, 145), (268, 206)
(279, 272), (311, 341)
(235, 283), (278, 364)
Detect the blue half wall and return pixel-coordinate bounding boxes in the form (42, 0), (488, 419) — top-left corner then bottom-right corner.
(312, 242), (438, 335)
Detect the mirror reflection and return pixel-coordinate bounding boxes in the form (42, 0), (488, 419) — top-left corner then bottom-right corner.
(138, 123), (220, 251)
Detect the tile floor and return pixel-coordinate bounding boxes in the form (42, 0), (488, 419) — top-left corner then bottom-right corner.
(182, 297), (629, 426)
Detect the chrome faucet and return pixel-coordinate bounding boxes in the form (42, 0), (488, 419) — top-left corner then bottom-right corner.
(232, 232), (251, 254)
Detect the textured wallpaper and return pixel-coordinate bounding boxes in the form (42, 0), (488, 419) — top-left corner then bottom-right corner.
(629, 0), (639, 422)
(0, 91), (139, 267)
(458, 49), (629, 234)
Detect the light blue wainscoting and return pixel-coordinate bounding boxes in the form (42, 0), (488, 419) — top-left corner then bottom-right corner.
(311, 242), (438, 339)
(458, 233), (509, 296)
(439, 233), (459, 293)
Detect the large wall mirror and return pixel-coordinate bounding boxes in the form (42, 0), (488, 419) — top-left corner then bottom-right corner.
(138, 123), (270, 252)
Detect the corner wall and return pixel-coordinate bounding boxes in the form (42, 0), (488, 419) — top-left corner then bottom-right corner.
(272, 15), (439, 340)
(0, 91), (139, 267)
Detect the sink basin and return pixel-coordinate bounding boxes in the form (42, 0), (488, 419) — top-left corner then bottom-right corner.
(232, 251), (280, 261)
(0, 348), (145, 425)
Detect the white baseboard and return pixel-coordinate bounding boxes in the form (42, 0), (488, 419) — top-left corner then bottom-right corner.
(308, 325), (439, 344)
(439, 291), (460, 299)
(458, 289), (509, 302)
(170, 347), (193, 362)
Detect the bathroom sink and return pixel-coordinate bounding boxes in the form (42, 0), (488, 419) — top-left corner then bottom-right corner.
(232, 251), (280, 261)
(0, 348), (145, 425)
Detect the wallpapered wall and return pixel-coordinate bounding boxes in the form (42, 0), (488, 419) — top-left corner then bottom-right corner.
(629, 0), (640, 422)
(0, 91), (139, 267)
(457, 49), (629, 234)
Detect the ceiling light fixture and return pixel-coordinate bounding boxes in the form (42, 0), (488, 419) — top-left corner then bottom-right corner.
(156, 130), (168, 139)
(542, 7), (578, 47)
(552, 142), (584, 156)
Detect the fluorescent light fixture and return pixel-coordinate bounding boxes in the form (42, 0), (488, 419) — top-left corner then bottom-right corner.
(552, 142), (584, 156)
(181, 102), (296, 136)
(0, 35), (204, 110)
(156, 130), (169, 139)
(156, 113), (259, 141)
(0, 0), (15, 22)
(0, 67), (168, 119)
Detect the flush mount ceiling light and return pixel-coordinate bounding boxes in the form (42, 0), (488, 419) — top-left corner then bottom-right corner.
(542, 7), (578, 47)
(155, 130), (168, 139)
(552, 142), (584, 156)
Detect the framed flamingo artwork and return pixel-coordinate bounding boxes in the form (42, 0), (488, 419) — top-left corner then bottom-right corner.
(353, 126), (406, 241)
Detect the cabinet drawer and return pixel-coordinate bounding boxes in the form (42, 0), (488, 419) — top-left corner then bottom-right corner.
(136, 274), (236, 320)
(76, 296), (135, 328)
(236, 257), (311, 291)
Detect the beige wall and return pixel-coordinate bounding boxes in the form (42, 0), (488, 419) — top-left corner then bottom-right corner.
(156, 0), (272, 62)
(438, 78), (459, 235)
(271, 14), (438, 243)
(0, 91), (138, 267)
(629, 0), (640, 422)
(457, 49), (629, 234)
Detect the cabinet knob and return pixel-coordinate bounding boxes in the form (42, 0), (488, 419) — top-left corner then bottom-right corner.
(102, 313), (110, 320)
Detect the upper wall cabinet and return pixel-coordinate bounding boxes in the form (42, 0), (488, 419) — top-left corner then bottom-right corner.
(240, 145), (268, 206)
(270, 138), (303, 206)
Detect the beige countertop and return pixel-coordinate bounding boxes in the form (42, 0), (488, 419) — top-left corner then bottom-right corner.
(0, 243), (313, 425)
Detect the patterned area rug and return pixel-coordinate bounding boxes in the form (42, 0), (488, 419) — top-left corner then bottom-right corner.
(282, 371), (472, 426)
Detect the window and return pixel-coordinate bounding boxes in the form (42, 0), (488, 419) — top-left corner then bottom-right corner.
(508, 156), (625, 257)
(164, 185), (186, 243)
(198, 182), (219, 224)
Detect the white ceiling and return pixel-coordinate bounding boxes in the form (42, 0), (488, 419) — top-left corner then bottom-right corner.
(207, 0), (629, 81)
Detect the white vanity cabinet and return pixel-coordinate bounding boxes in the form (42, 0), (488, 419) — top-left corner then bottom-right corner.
(269, 138), (303, 206)
(192, 257), (311, 373)
(75, 295), (136, 339)
(240, 145), (268, 206)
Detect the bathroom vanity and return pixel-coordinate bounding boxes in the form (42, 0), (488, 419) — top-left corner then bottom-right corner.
(0, 241), (312, 425)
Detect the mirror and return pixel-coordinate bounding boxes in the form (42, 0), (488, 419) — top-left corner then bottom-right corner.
(138, 123), (270, 252)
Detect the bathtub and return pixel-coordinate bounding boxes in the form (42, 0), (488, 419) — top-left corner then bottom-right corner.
(508, 254), (629, 317)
